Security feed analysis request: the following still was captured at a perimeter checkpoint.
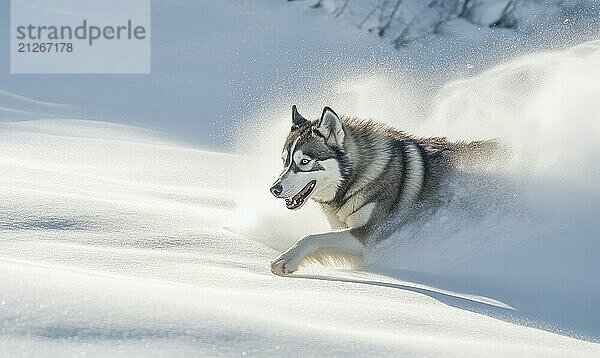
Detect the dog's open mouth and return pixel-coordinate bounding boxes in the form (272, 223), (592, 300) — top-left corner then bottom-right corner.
(285, 180), (316, 210)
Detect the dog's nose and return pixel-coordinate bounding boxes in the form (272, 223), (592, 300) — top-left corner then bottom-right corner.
(270, 183), (283, 197)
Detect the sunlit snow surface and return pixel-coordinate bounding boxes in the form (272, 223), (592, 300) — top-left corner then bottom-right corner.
(1, 116), (599, 357)
(2, 42), (600, 357)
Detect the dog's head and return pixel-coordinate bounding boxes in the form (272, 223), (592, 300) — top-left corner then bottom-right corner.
(270, 105), (346, 210)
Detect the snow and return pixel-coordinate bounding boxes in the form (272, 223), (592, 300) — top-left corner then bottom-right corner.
(2, 117), (600, 357)
(1, 0), (600, 356)
(0, 0), (397, 147)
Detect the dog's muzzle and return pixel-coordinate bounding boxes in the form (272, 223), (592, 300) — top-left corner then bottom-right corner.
(269, 179), (316, 210)
(284, 180), (316, 210)
(270, 182), (283, 197)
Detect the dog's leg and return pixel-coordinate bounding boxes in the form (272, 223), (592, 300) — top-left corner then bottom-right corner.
(270, 229), (363, 276)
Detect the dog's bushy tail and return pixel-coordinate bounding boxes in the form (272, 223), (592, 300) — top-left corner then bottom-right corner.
(424, 137), (510, 170)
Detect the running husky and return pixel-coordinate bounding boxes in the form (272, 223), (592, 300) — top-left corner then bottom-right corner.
(269, 105), (496, 276)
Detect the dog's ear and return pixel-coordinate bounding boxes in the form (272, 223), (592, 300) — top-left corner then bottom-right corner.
(291, 105), (309, 128)
(315, 107), (344, 146)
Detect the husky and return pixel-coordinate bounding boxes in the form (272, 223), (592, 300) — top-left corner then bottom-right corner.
(269, 105), (497, 276)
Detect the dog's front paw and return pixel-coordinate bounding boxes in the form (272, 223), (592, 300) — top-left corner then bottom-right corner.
(270, 248), (303, 276)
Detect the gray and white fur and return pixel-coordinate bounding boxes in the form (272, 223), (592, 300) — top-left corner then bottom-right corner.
(269, 105), (498, 276)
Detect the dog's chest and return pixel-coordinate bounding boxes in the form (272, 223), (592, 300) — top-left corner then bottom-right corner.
(320, 198), (376, 230)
